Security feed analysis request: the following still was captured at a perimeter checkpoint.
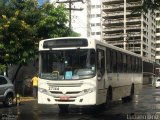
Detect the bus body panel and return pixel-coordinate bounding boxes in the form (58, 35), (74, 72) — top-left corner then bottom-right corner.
(107, 73), (142, 101)
(38, 78), (97, 105)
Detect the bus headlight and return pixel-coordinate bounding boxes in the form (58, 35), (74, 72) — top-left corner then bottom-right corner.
(83, 88), (95, 94)
(39, 88), (48, 94)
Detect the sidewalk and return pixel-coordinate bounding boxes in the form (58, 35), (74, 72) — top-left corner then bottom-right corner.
(13, 97), (36, 103)
(20, 97), (36, 102)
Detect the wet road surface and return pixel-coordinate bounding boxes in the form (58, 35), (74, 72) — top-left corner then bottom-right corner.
(1, 85), (160, 120)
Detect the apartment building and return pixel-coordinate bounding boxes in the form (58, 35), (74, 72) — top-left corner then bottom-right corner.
(70, 1), (87, 37)
(54, 0), (102, 40)
(102, 0), (156, 62)
(86, 0), (101, 40)
(51, 0), (157, 62)
(156, 13), (160, 64)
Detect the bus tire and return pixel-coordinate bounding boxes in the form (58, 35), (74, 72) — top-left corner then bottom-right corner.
(58, 104), (69, 112)
(129, 84), (134, 100)
(106, 87), (112, 108)
(122, 84), (134, 103)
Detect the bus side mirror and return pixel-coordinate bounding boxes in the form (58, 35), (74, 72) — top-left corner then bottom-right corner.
(97, 71), (102, 81)
(97, 76), (101, 81)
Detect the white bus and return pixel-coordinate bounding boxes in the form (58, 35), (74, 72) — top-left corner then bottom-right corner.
(38, 37), (142, 111)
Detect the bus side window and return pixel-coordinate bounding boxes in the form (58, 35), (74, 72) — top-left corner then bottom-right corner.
(117, 52), (122, 72)
(110, 50), (113, 72)
(113, 51), (117, 73)
(132, 57), (135, 72)
(106, 48), (111, 73)
(137, 58), (140, 73)
(130, 56), (133, 72)
(139, 59), (142, 72)
(127, 55), (131, 72)
(97, 49), (105, 75)
(122, 54), (127, 72)
(136, 58), (138, 73)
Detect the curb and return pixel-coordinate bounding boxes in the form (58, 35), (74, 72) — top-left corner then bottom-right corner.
(13, 97), (36, 103)
(21, 97), (36, 102)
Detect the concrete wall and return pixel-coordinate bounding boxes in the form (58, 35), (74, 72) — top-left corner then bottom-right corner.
(8, 60), (38, 96)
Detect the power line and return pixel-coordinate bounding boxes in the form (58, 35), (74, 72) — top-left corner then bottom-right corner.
(56, 0), (84, 29)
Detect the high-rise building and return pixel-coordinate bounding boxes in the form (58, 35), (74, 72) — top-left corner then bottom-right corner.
(102, 0), (156, 62)
(53, 0), (157, 62)
(86, 0), (101, 40)
(156, 12), (160, 64)
(54, 0), (102, 40)
(53, 0), (87, 37)
(70, 1), (87, 37)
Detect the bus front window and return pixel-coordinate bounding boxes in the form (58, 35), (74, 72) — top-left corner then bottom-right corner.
(39, 49), (96, 80)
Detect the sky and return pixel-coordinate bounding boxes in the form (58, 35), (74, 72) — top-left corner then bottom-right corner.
(38, 0), (56, 5)
(38, 0), (45, 5)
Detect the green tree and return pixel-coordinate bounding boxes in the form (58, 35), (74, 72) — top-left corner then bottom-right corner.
(140, 0), (160, 12)
(0, 0), (78, 81)
(0, 0), (39, 78)
(37, 2), (72, 39)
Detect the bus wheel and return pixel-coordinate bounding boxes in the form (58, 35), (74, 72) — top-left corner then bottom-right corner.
(58, 104), (69, 112)
(122, 85), (134, 103)
(106, 87), (112, 108)
(129, 85), (134, 100)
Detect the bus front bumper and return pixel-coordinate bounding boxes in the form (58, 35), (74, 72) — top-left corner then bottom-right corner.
(38, 91), (96, 105)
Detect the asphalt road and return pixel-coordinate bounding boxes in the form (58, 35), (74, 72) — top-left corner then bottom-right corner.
(0, 85), (160, 120)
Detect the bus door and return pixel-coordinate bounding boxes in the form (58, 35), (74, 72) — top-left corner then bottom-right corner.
(97, 46), (106, 103)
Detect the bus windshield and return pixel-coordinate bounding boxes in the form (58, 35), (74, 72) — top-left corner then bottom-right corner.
(39, 49), (96, 80)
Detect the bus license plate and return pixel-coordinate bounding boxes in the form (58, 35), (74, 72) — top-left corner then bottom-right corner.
(60, 96), (69, 100)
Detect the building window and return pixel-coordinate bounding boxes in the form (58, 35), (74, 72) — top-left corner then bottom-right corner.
(89, 14), (95, 18)
(156, 36), (160, 40)
(91, 23), (95, 27)
(96, 5), (101, 8)
(96, 14), (101, 17)
(91, 5), (95, 8)
(156, 28), (160, 33)
(91, 32), (95, 35)
(96, 32), (101, 35)
(96, 23), (101, 26)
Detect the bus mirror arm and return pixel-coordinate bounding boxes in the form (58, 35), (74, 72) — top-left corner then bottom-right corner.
(97, 76), (102, 81)
(97, 71), (102, 81)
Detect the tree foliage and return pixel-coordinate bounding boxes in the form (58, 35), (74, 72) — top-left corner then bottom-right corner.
(141, 0), (160, 13)
(0, 0), (77, 74)
(37, 2), (70, 38)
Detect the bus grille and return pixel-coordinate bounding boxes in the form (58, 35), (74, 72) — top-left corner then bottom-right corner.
(55, 99), (75, 102)
(66, 91), (81, 94)
(47, 83), (82, 87)
(50, 91), (81, 95)
(50, 91), (62, 94)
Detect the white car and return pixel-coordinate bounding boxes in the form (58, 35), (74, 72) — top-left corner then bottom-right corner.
(154, 77), (160, 88)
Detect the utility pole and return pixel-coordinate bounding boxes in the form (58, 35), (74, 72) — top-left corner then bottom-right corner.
(56, 0), (84, 29)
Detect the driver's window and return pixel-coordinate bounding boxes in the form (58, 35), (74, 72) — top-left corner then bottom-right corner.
(97, 49), (105, 75)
